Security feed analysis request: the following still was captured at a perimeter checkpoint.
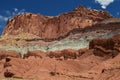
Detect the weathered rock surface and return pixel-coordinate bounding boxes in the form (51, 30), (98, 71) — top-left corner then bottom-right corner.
(0, 50), (21, 60)
(0, 5), (120, 80)
(0, 46), (120, 80)
(47, 49), (80, 60)
(89, 35), (120, 58)
(0, 34), (120, 79)
(23, 50), (46, 58)
(2, 5), (112, 39)
(0, 5), (120, 52)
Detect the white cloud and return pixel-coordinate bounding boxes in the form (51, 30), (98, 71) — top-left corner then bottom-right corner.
(14, 8), (18, 12)
(117, 12), (120, 15)
(0, 8), (26, 22)
(5, 10), (11, 15)
(0, 8), (26, 28)
(95, 0), (114, 9)
(12, 8), (25, 16)
(0, 15), (9, 21)
(17, 9), (26, 14)
(12, 12), (15, 16)
(87, 6), (92, 9)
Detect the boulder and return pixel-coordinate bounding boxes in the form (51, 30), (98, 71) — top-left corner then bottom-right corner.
(47, 51), (62, 59)
(89, 38), (115, 50)
(23, 50), (46, 58)
(6, 50), (21, 58)
(61, 49), (79, 60)
(89, 35), (120, 57)
(47, 49), (79, 60)
(0, 50), (21, 60)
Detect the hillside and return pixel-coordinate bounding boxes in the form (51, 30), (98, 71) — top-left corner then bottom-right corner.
(0, 5), (120, 80)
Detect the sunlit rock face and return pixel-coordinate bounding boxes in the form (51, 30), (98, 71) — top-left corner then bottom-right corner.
(1, 35), (120, 80)
(0, 5), (120, 53)
(2, 5), (112, 39)
(1, 5), (120, 80)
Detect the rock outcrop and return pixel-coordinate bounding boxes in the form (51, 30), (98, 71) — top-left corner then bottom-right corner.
(0, 50), (21, 60)
(2, 5), (112, 39)
(0, 5), (120, 80)
(89, 35), (120, 57)
(0, 35), (120, 80)
(47, 49), (82, 60)
(23, 50), (46, 58)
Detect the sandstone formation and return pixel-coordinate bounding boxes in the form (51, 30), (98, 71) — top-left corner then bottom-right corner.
(0, 50), (21, 60)
(0, 38), (120, 80)
(0, 5), (120, 80)
(89, 35), (120, 58)
(23, 50), (46, 58)
(2, 5), (112, 39)
(0, 34), (120, 80)
(0, 5), (120, 49)
(47, 49), (80, 60)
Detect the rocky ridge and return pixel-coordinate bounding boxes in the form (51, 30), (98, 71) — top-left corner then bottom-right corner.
(2, 5), (112, 39)
(0, 35), (120, 80)
(0, 5), (120, 80)
(0, 6), (120, 54)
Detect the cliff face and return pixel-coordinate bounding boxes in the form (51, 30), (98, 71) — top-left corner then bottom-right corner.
(1, 35), (120, 80)
(2, 5), (112, 39)
(1, 5), (120, 80)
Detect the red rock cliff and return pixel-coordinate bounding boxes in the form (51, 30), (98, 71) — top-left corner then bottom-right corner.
(2, 5), (112, 39)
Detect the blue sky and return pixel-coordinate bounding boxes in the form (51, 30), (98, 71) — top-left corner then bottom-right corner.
(0, 0), (120, 34)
